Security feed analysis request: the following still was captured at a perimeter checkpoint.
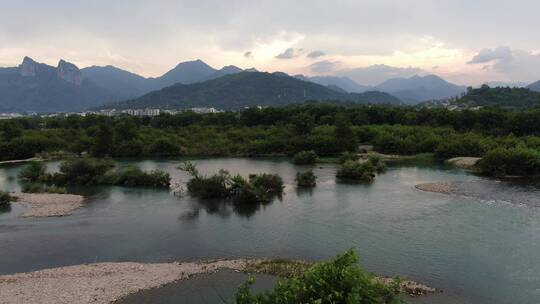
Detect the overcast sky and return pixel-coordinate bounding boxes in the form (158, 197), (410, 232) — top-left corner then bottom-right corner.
(1, 0), (539, 85)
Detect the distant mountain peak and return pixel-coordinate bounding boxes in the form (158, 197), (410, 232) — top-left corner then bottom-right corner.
(220, 65), (242, 73)
(57, 59), (82, 85)
(375, 74), (466, 104)
(19, 56), (40, 76)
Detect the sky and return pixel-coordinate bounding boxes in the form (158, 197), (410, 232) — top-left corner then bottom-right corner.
(0, 0), (539, 86)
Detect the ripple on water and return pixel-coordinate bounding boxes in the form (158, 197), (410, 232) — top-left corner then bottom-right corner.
(450, 180), (540, 208)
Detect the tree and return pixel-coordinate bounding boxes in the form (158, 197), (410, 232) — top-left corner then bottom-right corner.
(291, 113), (315, 135)
(334, 113), (357, 152)
(91, 125), (114, 157)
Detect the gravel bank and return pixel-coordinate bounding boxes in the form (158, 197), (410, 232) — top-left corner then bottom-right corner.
(11, 192), (84, 217)
(415, 182), (457, 194)
(0, 259), (437, 304)
(447, 157), (481, 169)
(0, 260), (249, 304)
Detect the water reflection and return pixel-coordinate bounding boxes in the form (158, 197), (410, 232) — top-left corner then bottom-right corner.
(180, 195), (281, 219)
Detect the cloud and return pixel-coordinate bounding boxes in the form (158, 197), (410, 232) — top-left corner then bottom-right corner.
(309, 60), (340, 73)
(468, 46), (513, 64)
(307, 50), (325, 58)
(468, 46), (540, 82)
(244, 51), (253, 58)
(275, 48), (296, 59)
(337, 64), (424, 85)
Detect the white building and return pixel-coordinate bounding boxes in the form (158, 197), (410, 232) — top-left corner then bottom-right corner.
(123, 108), (161, 116)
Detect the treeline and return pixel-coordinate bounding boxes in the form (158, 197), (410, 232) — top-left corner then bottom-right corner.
(1, 104), (540, 176)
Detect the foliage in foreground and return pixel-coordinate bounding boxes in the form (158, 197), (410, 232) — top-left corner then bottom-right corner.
(179, 162), (284, 204)
(236, 249), (402, 304)
(295, 170), (317, 188)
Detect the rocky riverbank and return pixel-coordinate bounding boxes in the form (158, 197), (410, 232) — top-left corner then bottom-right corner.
(11, 192), (84, 217)
(0, 259), (437, 304)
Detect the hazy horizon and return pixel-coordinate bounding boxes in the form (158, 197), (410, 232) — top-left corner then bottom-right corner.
(1, 0), (539, 86)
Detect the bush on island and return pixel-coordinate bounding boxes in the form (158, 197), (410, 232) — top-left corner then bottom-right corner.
(367, 155), (387, 173)
(103, 165), (171, 187)
(18, 162), (46, 182)
(339, 151), (360, 164)
(295, 170), (317, 188)
(179, 162), (284, 203)
(21, 183), (67, 194)
(337, 161), (376, 183)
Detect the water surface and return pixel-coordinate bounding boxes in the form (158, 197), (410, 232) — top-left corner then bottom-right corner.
(1, 158), (539, 304)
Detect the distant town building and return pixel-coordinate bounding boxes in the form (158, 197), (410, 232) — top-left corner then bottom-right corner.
(190, 107), (220, 114)
(123, 108), (161, 116)
(0, 113), (23, 120)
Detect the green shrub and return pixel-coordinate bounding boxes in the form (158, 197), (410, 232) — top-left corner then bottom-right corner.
(367, 155), (387, 173)
(180, 162), (284, 203)
(235, 249), (402, 304)
(295, 170), (317, 188)
(337, 161), (376, 183)
(103, 166), (171, 187)
(0, 191), (14, 207)
(186, 170), (232, 199)
(18, 162), (46, 182)
(477, 147), (540, 176)
(339, 151), (360, 164)
(293, 150), (318, 165)
(21, 183), (67, 194)
(50, 158), (115, 185)
(249, 173), (284, 195)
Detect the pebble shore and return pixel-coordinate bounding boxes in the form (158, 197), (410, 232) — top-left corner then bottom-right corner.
(11, 192), (84, 217)
(0, 259), (437, 304)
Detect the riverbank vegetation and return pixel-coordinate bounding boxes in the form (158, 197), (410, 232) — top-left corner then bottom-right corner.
(179, 162), (284, 204)
(2, 103), (540, 176)
(477, 147), (540, 177)
(236, 249), (402, 304)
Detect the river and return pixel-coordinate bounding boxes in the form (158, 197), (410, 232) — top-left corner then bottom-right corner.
(1, 158), (539, 304)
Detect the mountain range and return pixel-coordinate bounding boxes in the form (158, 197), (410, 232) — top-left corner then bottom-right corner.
(107, 72), (401, 110)
(298, 74), (468, 104)
(528, 81), (540, 92)
(0, 58), (250, 112)
(1, 56), (539, 112)
(372, 75), (467, 104)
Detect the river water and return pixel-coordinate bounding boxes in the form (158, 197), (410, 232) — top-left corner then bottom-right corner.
(1, 158), (539, 304)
